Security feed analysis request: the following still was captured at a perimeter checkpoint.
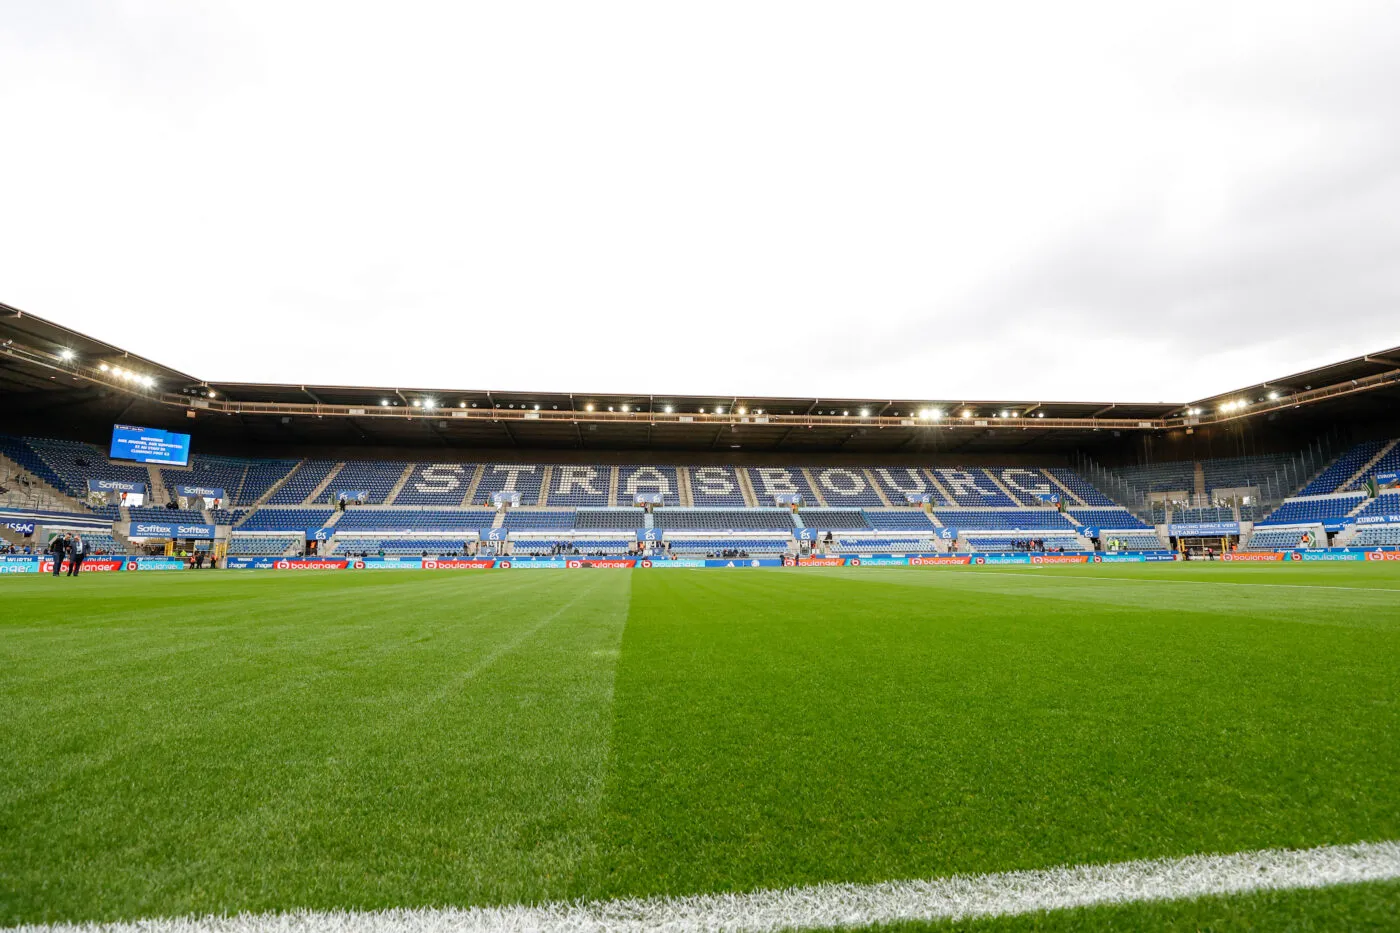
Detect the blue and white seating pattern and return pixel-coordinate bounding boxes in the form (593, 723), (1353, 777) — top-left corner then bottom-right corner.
(544, 465), (611, 508)
(933, 509), (1076, 531)
(1069, 508), (1151, 530)
(1298, 441), (1383, 495)
(337, 509), (496, 532)
(805, 467), (886, 508)
(237, 460), (299, 505)
(128, 506), (207, 523)
(473, 463), (545, 507)
(744, 467), (822, 506)
(227, 535), (299, 555)
(1352, 492), (1400, 522)
(1246, 529), (1315, 551)
(573, 509), (646, 530)
(617, 465), (681, 506)
(864, 510), (937, 530)
(267, 461), (338, 505)
(1345, 445), (1400, 492)
(930, 469), (1017, 507)
(668, 538), (790, 554)
(687, 465), (748, 507)
(322, 461), (410, 504)
(238, 508), (336, 531)
(1101, 533), (1167, 550)
(1258, 494), (1365, 525)
(1353, 527), (1400, 546)
(394, 463), (478, 506)
(1047, 468), (1116, 506)
(655, 510), (795, 531)
(794, 509), (872, 530)
(868, 468), (949, 507)
(504, 511), (577, 531)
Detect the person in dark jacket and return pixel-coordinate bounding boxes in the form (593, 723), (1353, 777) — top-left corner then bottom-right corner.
(67, 534), (89, 576)
(48, 534), (67, 576)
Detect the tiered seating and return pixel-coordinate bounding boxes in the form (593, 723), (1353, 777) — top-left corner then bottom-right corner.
(865, 510), (937, 530)
(162, 456), (247, 505)
(986, 468), (1059, 506)
(959, 535), (1080, 552)
(394, 463), (478, 506)
(744, 467), (821, 505)
(210, 508), (240, 525)
(1346, 444), (1400, 492)
(1201, 453), (1294, 490)
(1150, 505), (1167, 523)
(687, 466), (747, 507)
(544, 465), (611, 508)
(322, 461), (410, 504)
(504, 511), (576, 531)
(473, 463), (544, 506)
(929, 469), (1017, 507)
(574, 509), (645, 530)
(617, 465), (681, 506)
(237, 460), (299, 505)
(267, 461), (338, 505)
(796, 509), (872, 530)
(806, 467), (886, 508)
(80, 533), (121, 554)
(1046, 468), (1115, 506)
(869, 467), (948, 506)
(1246, 529), (1312, 551)
(128, 506), (207, 523)
(654, 510), (795, 531)
(513, 538), (631, 555)
(1298, 441), (1384, 495)
(1112, 461), (1196, 493)
(1101, 533), (1167, 550)
(1258, 494), (1365, 525)
(1353, 526), (1400, 546)
(933, 510), (1076, 531)
(668, 538), (790, 554)
(336, 509), (496, 532)
(1353, 493), (1400, 522)
(238, 508), (335, 531)
(1069, 508), (1151, 529)
(227, 535), (299, 556)
(87, 505), (123, 521)
(1172, 506), (1235, 523)
(23, 437), (151, 499)
(340, 538), (470, 555)
(834, 536), (930, 553)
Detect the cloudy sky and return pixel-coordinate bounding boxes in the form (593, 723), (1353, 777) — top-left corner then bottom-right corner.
(2, 1), (1397, 402)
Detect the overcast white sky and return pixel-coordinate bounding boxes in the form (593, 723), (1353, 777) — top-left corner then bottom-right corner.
(2, 1), (1398, 402)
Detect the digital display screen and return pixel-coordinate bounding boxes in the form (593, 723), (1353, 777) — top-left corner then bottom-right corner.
(110, 425), (191, 466)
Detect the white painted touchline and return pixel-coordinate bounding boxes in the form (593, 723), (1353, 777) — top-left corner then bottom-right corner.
(10, 841), (1399, 933)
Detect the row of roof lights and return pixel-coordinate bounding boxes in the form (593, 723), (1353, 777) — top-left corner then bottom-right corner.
(96, 361), (155, 388)
(368, 401), (1057, 420)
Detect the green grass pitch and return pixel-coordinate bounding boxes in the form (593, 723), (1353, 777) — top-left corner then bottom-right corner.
(2, 564), (1399, 929)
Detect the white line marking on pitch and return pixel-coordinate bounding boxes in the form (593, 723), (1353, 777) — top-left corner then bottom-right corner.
(9, 840), (1399, 933)
(892, 569), (1396, 593)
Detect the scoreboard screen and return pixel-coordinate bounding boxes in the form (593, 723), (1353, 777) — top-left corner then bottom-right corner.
(110, 425), (191, 466)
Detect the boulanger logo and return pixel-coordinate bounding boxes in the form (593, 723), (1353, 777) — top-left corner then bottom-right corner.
(126, 561), (138, 571)
(567, 560), (582, 568)
(498, 560), (512, 569)
(353, 560), (366, 569)
(640, 559), (652, 568)
(275, 559), (290, 569)
(1092, 554), (1102, 563)
(1031, 555), (1043, 564)
(1288, 551), (1302, 561)
(974, 556), (986, 565)
(849, 557), (861, 566)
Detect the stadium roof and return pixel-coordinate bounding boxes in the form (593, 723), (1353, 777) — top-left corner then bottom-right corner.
(3, 303), (1398, 455)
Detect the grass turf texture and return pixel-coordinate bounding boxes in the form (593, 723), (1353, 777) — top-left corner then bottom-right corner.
(2, 564), (1398, 928)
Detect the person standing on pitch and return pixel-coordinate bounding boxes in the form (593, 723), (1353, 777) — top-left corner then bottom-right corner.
(48, 533), (67, 576)
(67, 533), (89, 576)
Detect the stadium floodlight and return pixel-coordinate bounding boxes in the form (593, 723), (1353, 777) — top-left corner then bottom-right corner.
(859, 408), (870, 417)
(1000, 410), (1009, 418)
(142, 376), (155, 388)
(698, 407), (705, 413)
(1268, 391), (1280, 400)
(412, 400), (421, 407)
(1036, 412), (1044, 418)
(98, 363), (109, 371)
(459, 402), (466, 408)
(380, 400), (388, 406)
(585, 403), (594, 411)
(425, 399), (437, 409)
(715, 406), (724, 414)
(664, 405), (673, 413)
(533, 404), (540, 410)
(932, 409), (943, 420)
(59, 349), (74, 361)
(621, 404), (629, 412)
(962, 410), (972, 418)
(737, 407), (747, 415)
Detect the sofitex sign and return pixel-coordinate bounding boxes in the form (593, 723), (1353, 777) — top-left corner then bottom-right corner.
(129, 522), (217, 539)
(87, 479), (146, 494)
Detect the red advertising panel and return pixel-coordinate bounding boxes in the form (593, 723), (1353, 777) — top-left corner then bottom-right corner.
(1222, 552), (1284, 562)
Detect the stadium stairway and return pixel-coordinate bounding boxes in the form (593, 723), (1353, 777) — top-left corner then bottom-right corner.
(678, 468), (694, 506)
(381, 464), (417, 505)
(1342, 439), (1400, 491)
(607, 466), (620, 507)
(1193, 462), (1206, 498)
(0, 451), (87, 513)
(1044, 471), (1087, 506)
(800, 468), (830, 506)
(457, 465), (486, 508)
(305, 463), (347, 505)
(146, 464), (171, 506)
(245, 462), (301, 509)
(862, 469), (895, 507)
(736, 469), (760, 507)
(923, 470), (958, 506)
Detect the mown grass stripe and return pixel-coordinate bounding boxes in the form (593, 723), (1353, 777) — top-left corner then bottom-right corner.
(4, 842), (1394, 933)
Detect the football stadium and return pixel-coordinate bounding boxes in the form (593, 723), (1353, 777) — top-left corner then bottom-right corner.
(2, 304), (1400, 932)
(6, 3), (1400, 930)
